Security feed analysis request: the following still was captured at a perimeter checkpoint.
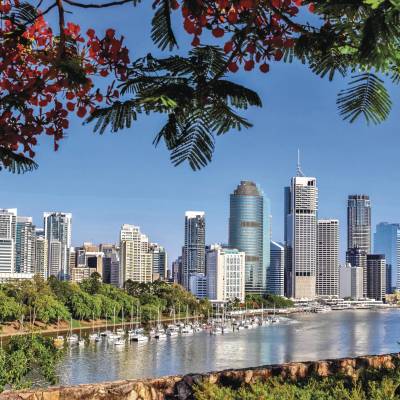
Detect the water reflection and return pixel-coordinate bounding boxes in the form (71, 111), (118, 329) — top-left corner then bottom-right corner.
(58, 309), (400, 385)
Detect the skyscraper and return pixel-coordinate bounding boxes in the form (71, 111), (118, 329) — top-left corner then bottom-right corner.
(43, 212), (72, 280)
(120, 224), (153, 286)
(366, 254), (386, 301)
(15, 216), (36, 274)
(229, 181), (270, 295)
(316, 219), (339, 296)
(34, 228), (48, 278)
(346, 247), (367, 297)
(0, 209), (17, 274)
(347, 195), (371, 253)
(284, 166), (318, 299)
(182, 211), (206, 290)
(374, 222), (400, 292)
(150, 243), (168, 280)
(269, 241), (285, 296)
(206, 244), (246, 302)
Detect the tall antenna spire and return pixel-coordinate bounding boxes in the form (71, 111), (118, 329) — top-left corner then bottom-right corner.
(296, 148), (304, 177)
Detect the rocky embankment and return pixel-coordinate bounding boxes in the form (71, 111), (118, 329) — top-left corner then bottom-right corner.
(1, 353), (398, 400)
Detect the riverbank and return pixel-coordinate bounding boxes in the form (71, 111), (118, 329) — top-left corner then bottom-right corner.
(0, 315), (203, 340)
(2, 352), (399, 399)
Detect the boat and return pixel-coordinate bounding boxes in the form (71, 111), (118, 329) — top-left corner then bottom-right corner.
(78, 338), (85, 347)
(155, 330), (167, 339)
(131, 333), (149, 342)
(114, 337), (126, 346)
(211, 326), (222, 335)
(53, 317), (64, 347)
(181, 325), (193, 334)
(67, 318), (78, 343)
(100, 312), (111, 336)
(89, 312), (100, 341)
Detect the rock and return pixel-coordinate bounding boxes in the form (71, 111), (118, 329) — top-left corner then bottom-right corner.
(2, 353), (400, 400)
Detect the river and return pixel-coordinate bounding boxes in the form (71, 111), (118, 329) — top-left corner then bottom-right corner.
(58, 309), (400, 385)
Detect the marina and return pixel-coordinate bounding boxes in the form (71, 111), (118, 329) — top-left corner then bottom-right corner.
(57, 309), (400, 386)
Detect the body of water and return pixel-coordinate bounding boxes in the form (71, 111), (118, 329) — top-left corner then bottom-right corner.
(58, 309), (400, 385)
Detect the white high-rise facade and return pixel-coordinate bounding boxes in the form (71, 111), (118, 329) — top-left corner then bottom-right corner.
(0, 209), (17, 273)
(119, 224), (153, 286)
(270, 241), (285, 296)
(206, 244), (245, 302)
(16, 216), (36, 274)
(316, 219), (339, 296)
(284, 164), (318, 299)
(34, 228), (48, 278)
(182, 211), (205, 290)
(43, 212), (72, 280)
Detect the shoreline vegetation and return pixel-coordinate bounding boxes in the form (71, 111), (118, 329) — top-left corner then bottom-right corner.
(0, 273), (293, 392)
(0, 274), (293, 340)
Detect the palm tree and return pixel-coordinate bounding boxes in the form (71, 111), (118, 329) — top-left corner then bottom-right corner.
(88, 46), (262, 170)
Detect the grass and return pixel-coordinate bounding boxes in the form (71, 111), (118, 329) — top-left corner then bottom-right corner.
(194, 366), (400, 400)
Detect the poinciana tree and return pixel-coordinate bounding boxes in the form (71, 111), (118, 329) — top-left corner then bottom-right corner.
(1, 0), (399, 173)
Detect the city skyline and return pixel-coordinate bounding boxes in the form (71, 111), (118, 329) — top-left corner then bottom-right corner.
(3, 171), (400, 266)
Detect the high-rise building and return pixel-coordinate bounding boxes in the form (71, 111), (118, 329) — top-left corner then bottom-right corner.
(120, 224), (153, 286)
(339, 264), (364, 299)
(284, 163), (318, 299)
(43, 212), (72, 280)
(316, 219), (339, 296)
(182, 212), (206, 290)
(347, 195), (371, 254)
(0, 208), (17, 274)
(34, 228), (48, 278)
(15, 216), (35, 274)
(150, 243), (168, 280)
(189, 273), (208, 299)
(172, 255), (182, 284)
(346, 247), (367, 297)
(366, 254), (386, 301)
(228, 181), (270, 295)
(99, 243), (120, 286)
(374, 222), (400, 293)
(269, 241), (285, 296)
(70, 242), (104, 282)
(206, 244), (245, 302)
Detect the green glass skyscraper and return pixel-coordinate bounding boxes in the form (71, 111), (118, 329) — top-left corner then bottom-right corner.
(228, 181), (270, 295)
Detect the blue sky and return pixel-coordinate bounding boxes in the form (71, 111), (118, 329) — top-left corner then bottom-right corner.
(1, 4), (399, 263)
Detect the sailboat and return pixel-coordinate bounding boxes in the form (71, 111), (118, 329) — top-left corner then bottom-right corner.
(100, 312), (112, 337)
(155, 308), (167, 339)
(271, 304), (280, 323)
(181, 306), (193, 335)
(78, 318), (85, 347)
(108, 307), (121, 341)
(53, 316), (64, 348)
(130, 306), (149, 342)
(89, 312), (100, 341)
(116, 307), (125, 336)
(67, 317), (78, 343)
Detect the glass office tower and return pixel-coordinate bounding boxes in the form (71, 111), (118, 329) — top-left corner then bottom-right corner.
(229, 181), (270, 295)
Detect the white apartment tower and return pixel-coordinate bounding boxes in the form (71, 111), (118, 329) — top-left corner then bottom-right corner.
(119, 224), (153, 286)
(270, 241), (285, 296)
(0, 209), (17, 273)
(16, 216), (36, 274)
(206, 244), (245, 302)
(43, 212), (72, 280)
(34, 228), (48, 279)
(182, 211), (205, 290)
(316, 219), (339, 296)
(284, 158), (318, 299)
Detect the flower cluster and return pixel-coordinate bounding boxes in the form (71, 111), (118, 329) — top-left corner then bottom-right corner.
(178, 0), (311, 73)
(0, 1), (129, 162)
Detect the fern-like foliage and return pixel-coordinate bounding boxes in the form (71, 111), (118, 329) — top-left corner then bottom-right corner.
(88, 46), (261, 170)
(151, 0), (178, 51)
(0, 148), (38, 174)
(337, 73), (392, 124)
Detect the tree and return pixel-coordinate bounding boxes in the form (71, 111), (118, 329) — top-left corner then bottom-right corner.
(1, 0), (397, 173)
(0, 335), (62, 391)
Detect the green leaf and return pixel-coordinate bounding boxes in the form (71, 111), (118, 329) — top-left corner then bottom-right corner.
(151, 0), (178, 51)
(0, 148), (38, 174)
(337, 73), (392, 124)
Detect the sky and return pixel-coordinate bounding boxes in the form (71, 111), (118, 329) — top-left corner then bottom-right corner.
(1, 3), (399, 264)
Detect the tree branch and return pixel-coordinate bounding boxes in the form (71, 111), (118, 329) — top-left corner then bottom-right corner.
(63, 0), (136, 8)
